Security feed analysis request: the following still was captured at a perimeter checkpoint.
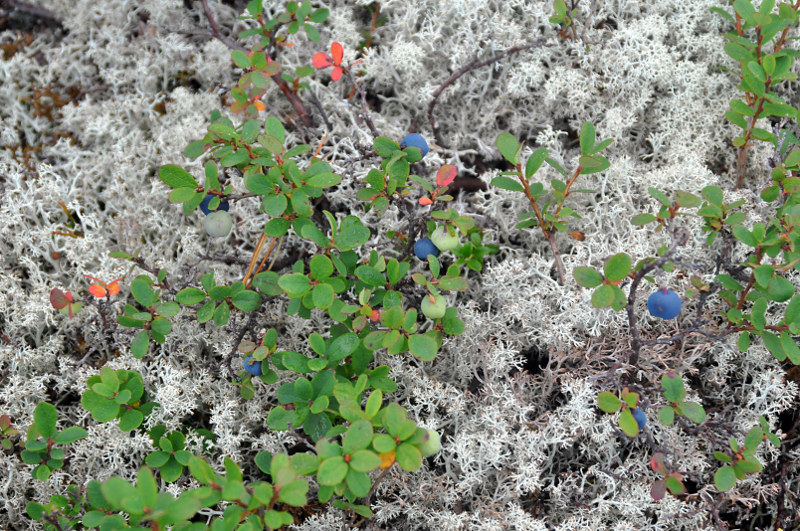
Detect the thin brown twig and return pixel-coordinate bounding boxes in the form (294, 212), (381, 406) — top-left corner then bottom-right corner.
(0, 0), (62, 24)
(427, 40), (551, 148)
(344, 66), (379, 138)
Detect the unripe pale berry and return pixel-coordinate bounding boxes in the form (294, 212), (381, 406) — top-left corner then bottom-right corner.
(417, 428), (441, 457)
(431, 226), (459, 252)
(421, 293), (446, 319)
(205, 210), (232, 238)
(647, 288), (681, 319)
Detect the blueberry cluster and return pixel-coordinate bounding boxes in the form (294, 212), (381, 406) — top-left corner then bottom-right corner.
(199, 194), (232, 238)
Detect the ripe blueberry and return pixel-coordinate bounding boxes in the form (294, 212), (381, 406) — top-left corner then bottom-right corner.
(205, 210), (233, 238)
(632, 407), (646, 430)
(414, 237), (440, 260)
(647, 288), (681, 319)
(200, 194), (229, 215)
(400, 133), (429, 158)
(243, 356), (262, 376)
(431, 225), (459, 252)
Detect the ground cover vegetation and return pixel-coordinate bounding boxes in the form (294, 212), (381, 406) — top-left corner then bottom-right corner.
(1, 0), (799, 529)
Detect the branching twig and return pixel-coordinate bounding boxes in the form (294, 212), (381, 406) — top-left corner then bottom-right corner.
(426, 40), (550, 148)
(0, 0), (62, 24)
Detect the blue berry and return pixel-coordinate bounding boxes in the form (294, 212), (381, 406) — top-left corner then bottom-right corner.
(243, 356), (262, 377)
(647, 289), (681, 319)
(400, 133), (429, 158)
(200, 194), (230, 215)
(632, 407), (647, 430)
(414, 238), (440, 260)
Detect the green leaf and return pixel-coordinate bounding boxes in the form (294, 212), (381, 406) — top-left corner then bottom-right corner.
(780, 330), (800, 364)
(649, 187), (672, 206)
(159, 165), (198, 189)
(335, 216), (371, 251)
(119, 409), (144, 431)
(131, 277), (155, 307)
(785, 294), (800, 325)
(579, 121), (595, 155)
(631, 213), (657, 226)
(188, 457), (216, 485)
(54, 426), (88, 444)
(312, 283), (334, 309)
(279, 273), (311, 298)
(738, 331), (751, 352)
(591, 284), (615, 308)
(231, 49), (251, 69)
(751, 297), (767, 331)
(619, 409), (639, 437)
(33, 403), (58, 439)
(395, 442), (422, 471)
(491, 176), (524, 192)
(714, 466), (737, 491)
(597, 392), (621, 413)
(343, 420), (373, 454)
(306, 172), (341, 187)
(525, 148), (548, 178)
(232, 290), (261, 312)
(213, 302), (230, 326)
(310, 7), (329, 22)
(408, 334), (438, 361)
(327, 333), (359, 362)
(496, 133), (521, 165)
(317, 456), (347, 486)
(131, 329), (149, 359)
(373, 137), (399, 157)
(604, 253), (631, 282)
(658, 406), (675, 425)
(349, 449), (382, 472)
(766, 275), (794, 302)
(661, 373), (685, 402)
(573, 266), (603, 288)
(762, 331), (786, 361)
(176, 288), (206, 305)
(732, 225), (757, 247)
(678, 401), (706, 423)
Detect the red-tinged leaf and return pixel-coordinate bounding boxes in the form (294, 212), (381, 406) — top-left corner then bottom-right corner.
(50, 288), (71, 309)
(651, 479), (667, 501)
(230, 101), (248, 113)
(650, 452), (666, 474)
(331, 42), (343, 65)
(436, 164), (457, 187)
(313, 52), (332, 69)
(331, 67), (343, 81)
(107, 283), (121, 296)
(253, 101), (266, 111)
(88, 284), (107, 298)
(419, 197), (433, 205)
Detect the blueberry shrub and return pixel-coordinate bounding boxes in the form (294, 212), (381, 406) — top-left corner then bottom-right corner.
(1, 0), (800, 529)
